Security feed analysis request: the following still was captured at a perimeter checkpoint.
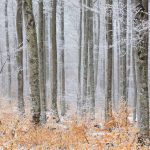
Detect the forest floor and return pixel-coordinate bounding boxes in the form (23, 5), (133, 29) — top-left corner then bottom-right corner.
(0, 99), (149, 150)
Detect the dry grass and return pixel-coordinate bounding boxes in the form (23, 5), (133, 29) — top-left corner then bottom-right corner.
(0, 100), (149, 150)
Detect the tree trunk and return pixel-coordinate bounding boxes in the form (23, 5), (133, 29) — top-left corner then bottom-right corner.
(87, 0), (95, 118)
(118, 0), (127, 125)
(105, 0), (113, 121)
(82, 0), (88, 116)
(119, 0), (127, 103)
(38, 0), (47, 123)
(16, 0), (25, 115)
(133, 0), (149, 139)
(5, 0), (11, 98)
(60, 0), (66, 116)
(94, 0), (100, 90)
(23, 0), (41, 124)
(50, 0), (59, 121)
(77, 0), (82, 115)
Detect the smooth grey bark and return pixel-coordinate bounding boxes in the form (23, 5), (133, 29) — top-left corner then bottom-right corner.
(38, 0), (47, 123)
(16, 0), (25, 115)
(119, 0), (127, 103)
(87, 0), (95, 118)
(23, 0), (41, 124)
(82, 0), (88, 116)
(118, 0), (128, 126)
(94, 0), (100, 90)
(60, 0), (66, 116)
(50, 0), (59, 121)
(5, 0), (11, 98)
(133, 0), (149, 138)
(132, 48), (137, 122)
(77, 0), (82, 115)
(105, 0), (113, 121)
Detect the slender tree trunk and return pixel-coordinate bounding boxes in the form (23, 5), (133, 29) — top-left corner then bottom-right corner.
(132, 47), (137, 122)
(94, 0), (100, 90)
(119, 0), (127, 103)
(133, 0), (149, 139)
(77, 0), (82, 115)
(16, 0), (25, 115)
(105, 0), (113, 121)
(82, 0), (88, 116)
(60, 0), (66, 116)
(87, 0), (95, 118)
(5, 0), (11, 98)
(118, 0), (127, 126)
(38, 0), (47, 123)
(50, 0), (59, 121)
(23, 0), (41, 124)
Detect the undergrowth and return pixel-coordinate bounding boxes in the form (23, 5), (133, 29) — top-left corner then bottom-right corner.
(0, 101), (149, 150)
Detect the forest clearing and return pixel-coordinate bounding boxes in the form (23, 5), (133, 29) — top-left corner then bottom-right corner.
(0, 0), (150, 149)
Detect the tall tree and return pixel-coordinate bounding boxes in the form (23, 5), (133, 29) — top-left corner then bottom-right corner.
(77, 0), (83, 115)
(16, 0), (25, 115)
(87, 0), (95, 118)
(5, 0), (11, 98)
(82, 0), (88, 116)
(50, 0), (59, 121)
(59, 0), (66, 116)
(23, 0), (41, 124)
(94, 0), (100, 90)
(119, 0), (127, 103)
(105, 0), (113, 121)
(38, 0), (47, 123)
(133, 0), (149, 139)
(118, 0), (128, 126)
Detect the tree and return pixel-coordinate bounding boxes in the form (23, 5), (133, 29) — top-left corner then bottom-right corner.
(5, 0), (11, 98)
(16, 0), (25, 115)
(105, 0), (113, 121)
(23, 0), (41, 124)
(81, 0), (89, 117)
(87, 0), (95, 118)
(77, 0), (83, 115)
(38, 0), (47, 123)
(94, 0), (100, 90)
(59, 0), (66, 116)
(133, 0), (149, 139)
(119, 0), (127, 103)
(118, 0), (127, 125)
(50, 0), (59, 121)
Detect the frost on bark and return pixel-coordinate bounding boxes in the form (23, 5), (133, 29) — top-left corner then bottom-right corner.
(81, 0), (88, 116)
(133, 0), (149, 139)
(38, 0), (47, 123)
(59, 0), (66, 116)
(5, 0), (11, 98)
(16, 0), (25, 115)
(119, 0), (127, 103)
(105, 0), (113, 121)
(77, 0), (82, 115)
(94, 0), (100, 90)
(87, 0), (95, 118)
(50, 0), (59, 121)
(23, 0), (41, 124)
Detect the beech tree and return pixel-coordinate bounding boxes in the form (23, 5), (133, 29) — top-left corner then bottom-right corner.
(105, 0), (113, 121)
(50, 0), (59, 121)
(133, 0), (149, 139)
(23, 0), (41, 124)
(38, 0), (47, 123)
(16, 0), (25, 115)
